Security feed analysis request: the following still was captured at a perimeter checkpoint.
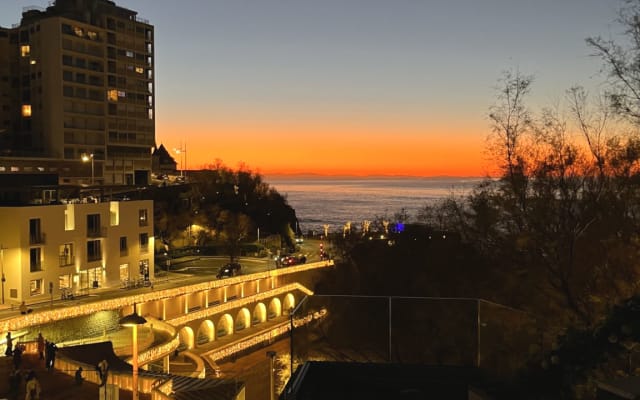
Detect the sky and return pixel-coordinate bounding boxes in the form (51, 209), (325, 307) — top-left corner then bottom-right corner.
(0, 0), (624, 177)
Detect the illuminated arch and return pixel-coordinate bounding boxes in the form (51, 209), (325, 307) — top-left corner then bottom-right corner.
(268, 298), (282, 319)
(217, 314), (234, 338)
(178, 326), (194, 350)
(235, 307), (251, 331)
(196, 320), (215, 346)
(252, 302), (267, 325)
(283, 293), (296, 313)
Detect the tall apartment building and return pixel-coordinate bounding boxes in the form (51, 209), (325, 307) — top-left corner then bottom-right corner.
(0, 0), (154, 186)
(0, 200), (154, 305)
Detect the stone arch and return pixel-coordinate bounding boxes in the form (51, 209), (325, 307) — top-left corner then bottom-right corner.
(217, 314), (234, 338)
(283, 293), (296, 314)
(235, 307), (251, 331)
(178, 326), (194, 350)
(268, 297), (282, 319)
(252, 302), (267, 325)
(196, 320), (215, 346)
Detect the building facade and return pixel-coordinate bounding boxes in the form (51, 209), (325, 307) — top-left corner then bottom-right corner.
(0, 200), (154, 305)
(0, 0), (155, 186)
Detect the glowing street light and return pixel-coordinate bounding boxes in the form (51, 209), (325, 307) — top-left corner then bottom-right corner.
(119, 304), (147, 400)
(173, 143), (187, 178)
(81, 153), (94, 184)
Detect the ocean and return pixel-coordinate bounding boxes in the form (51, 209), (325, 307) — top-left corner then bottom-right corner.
(268, 177), (484, 235)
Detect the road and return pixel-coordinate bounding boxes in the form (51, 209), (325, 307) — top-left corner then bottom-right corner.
(167, 238), (330, 277)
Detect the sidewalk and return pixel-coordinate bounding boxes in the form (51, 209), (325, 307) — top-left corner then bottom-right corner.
(2, 353), (148, 400)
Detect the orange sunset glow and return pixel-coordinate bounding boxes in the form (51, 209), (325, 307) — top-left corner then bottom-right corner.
(157, 117), (490, 177)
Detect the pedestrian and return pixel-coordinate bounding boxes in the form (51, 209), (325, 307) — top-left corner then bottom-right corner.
(25, 371), (41, 400)
(19, 301), (30, 314)
(44, 340), (50, 368)
(46, 342), (57, 371)
(5, 331), (12, 356)
(12, 343), (22, 369)
(36, 333), (44, 361)
(75, 366), (84, 386)
(97, 359), (108, 386)
(8, 368), (21, 397)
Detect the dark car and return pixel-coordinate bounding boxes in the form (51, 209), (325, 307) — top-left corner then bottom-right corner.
(280, 255), (307, 267)
(216, 262), (242, 278)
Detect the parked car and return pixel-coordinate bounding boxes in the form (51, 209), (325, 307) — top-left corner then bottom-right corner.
(216, 262), (242, 278)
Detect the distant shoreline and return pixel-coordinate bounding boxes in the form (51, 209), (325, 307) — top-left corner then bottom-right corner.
(265, 173), (488, 181)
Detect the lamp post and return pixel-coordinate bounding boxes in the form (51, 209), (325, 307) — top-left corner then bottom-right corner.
(119, 304), (147, 400)
(266, 351), (276, 400)
(173, 143), (187, 178)
(1, 244), (5, 305)
(81, 153), (94, 185)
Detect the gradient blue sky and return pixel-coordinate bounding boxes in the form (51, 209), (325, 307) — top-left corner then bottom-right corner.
(0, 0), (623, 176)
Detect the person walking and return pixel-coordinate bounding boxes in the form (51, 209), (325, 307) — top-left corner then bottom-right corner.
(75, 366), (84, 386)
(5, 331), (12, 356)
(25, 371), (41, 400)
(45, 342), (57, 371)
(12, 343), (22, 370)
(36, 333), (44, 361)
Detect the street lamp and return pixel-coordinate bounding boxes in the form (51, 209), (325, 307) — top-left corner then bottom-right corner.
(119, 304), (147, 400)
(173, 143), (187, 178)
(266, 351), (276, 400)
(1, 244), (5, 305)
(81, 153), (94, 185)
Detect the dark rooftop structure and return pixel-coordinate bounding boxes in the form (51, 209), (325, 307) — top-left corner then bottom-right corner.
(281, 361), (491, 400)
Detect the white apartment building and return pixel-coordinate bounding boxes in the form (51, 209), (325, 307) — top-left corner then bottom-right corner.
(0, 199), (154, 305)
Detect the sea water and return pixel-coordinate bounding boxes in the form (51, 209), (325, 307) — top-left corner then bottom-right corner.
(268, 177), (484, 234)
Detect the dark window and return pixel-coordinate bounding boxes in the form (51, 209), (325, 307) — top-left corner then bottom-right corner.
(87, 214), (101, 236)
(29, 218), (42, 244)
(30, 248), (42, 272)
(139, 233), (149, 252)
(87, 240), (101, 261)
(63, 86), (73, 97)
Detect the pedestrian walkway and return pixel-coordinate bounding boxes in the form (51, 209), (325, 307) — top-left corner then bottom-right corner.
(1, 353), (149, 400)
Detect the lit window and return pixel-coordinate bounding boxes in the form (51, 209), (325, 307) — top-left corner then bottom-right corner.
(107, 89), (118, 102)
(30, 279), (44, 296)
(73, 26), (83, 37)
(135, 66), (144, 74)
(22, 104), (32, 117)
(139, 209), (148, 226)
(30, 59), (36, 65)
(20, 45), (30, 57)
(126, 50), (134, 58)
(117, 90), (126, 98)
(87, 31), (97, 40)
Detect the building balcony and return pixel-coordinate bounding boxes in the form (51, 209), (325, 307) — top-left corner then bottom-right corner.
(87, 253), (102, 262)
(29, 232), (46, 245)
(87, 227), (107, 238)
(59, 255), (75, 267)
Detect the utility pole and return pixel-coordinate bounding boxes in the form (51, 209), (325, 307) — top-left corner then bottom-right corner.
(1, 244), (5, 305)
